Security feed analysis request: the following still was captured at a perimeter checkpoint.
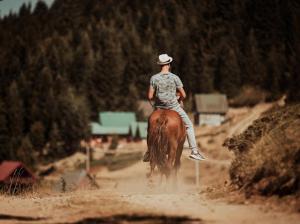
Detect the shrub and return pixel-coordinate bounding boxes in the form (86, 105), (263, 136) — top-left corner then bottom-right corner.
(229, 86), (268, 107)
(223, 104), (300, 196)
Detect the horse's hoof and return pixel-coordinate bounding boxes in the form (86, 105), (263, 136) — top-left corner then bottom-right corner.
(147, 180), (155, 188)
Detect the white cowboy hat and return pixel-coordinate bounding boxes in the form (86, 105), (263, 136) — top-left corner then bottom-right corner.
(157, 54), (173, 65)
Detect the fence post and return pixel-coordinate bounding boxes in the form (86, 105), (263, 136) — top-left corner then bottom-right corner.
(86, 146), (90, 173)
(195, 161), (200, 187)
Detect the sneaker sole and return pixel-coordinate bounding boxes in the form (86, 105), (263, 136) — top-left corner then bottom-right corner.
(188, 155), (206, 161)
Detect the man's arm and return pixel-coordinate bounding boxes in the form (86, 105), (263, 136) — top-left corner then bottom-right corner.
(148, 86), (155, 107)
(177, 87), (186, 101)
(148, 86), (154, 100)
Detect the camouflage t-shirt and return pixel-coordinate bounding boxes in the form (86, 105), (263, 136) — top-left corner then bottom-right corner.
(150, 72), (183, 109)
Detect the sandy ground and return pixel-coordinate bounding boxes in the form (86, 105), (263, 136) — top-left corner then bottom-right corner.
(0, 103), (299, 224)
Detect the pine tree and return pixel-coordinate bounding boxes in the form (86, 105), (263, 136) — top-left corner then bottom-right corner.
(70, 31), (95, 92)
(19, 3), (32, 17)
(124, 84), (139, 111)
(7, 81), (24, 154)
(243, 30), (267, 87)
(200, 50), (216, 93)
(178, 45), (201, 94)
(265, 44), (286, 100)
(56, 87), (90, 153)
(18, 136), (36, 167)
(94, 27), (125, 110)
(18, 72), (32, 133)
(216, 47), (241, 97)
(0, 98), (11, 161)
(33, 0), (48, 16)
(29, 121), (45, 153)
(49, 122), (63, 157)
(29, 66), (54, 132)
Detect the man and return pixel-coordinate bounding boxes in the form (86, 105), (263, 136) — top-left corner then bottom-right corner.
(143, 53), (206, 161)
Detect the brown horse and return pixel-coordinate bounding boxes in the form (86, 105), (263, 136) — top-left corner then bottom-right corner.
(147, 109), (186, 182)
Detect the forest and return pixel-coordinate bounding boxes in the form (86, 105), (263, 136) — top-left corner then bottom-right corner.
(0, 0), (299, 166)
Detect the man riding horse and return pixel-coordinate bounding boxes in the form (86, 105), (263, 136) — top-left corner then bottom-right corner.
(143, 53), (206, 161)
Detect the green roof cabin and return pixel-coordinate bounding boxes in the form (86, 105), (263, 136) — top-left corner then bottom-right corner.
(99, 112), (136, 127)
(130, 122), (148, 139)
(90, 122), (130, 136)
(91, 112), (147, 140)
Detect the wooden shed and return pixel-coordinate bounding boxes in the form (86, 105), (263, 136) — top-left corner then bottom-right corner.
(194, 94), (228, 126)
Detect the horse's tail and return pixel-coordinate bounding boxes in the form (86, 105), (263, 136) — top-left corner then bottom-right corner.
(149, 111), (169, 170)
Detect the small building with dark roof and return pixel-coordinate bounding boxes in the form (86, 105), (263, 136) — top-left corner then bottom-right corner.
(194, 94), (228, 126)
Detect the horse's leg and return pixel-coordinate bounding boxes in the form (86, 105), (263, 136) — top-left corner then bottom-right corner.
(147, 161), (155, 187)
(159, 155), (171, 191)
(159, 172), (164, 189)
(174, 142), (184, 172)
(146, 162), (155, 178)
(166, 140), (178, 189)
(173, 139), (184, 189)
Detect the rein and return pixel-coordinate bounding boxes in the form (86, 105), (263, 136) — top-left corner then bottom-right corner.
(148, 100), (155, 109)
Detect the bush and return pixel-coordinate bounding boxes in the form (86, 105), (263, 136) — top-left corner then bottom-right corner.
(223, 104), (300, 196)
(229, 86), (268, 107)
(109, 135), (119, 150)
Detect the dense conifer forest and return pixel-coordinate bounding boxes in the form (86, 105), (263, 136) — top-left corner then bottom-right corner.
(0, 0), (299, 165)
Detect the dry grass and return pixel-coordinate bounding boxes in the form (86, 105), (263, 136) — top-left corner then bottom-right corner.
(223, 104), (300, 197)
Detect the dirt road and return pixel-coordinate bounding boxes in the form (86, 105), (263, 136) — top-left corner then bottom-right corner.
(0, 104), (299, 224)
(1, 152), (299, 224)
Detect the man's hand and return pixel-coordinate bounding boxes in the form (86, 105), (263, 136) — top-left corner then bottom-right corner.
(177, 88), (186, 108)
(176, 92), (181, 102)
(177, 88), (186, 101)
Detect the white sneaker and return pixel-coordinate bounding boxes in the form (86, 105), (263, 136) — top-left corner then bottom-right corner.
(189, 151), (206, 161)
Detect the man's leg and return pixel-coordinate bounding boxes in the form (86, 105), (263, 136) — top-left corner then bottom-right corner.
(171, 105), (205, 160)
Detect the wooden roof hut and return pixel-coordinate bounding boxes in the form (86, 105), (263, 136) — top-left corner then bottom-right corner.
(194, 94), (228, 126)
